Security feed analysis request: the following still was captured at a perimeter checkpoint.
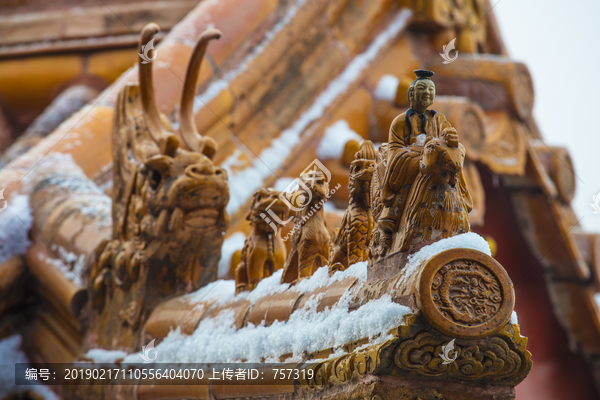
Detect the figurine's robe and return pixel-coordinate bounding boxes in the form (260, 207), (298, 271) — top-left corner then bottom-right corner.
(378, 109), (472, 244)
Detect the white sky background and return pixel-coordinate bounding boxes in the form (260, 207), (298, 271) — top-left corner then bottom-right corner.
(493, 0), (600, 233)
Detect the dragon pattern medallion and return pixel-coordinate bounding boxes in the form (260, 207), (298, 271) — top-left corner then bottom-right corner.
(431, 260), (502, 326)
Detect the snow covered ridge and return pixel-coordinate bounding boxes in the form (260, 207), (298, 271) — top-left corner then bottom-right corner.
(133, 293), (408, 364)
(118, 262), (406, 364)
(118, 234), (493, 364)
(125, 265), (411, 363)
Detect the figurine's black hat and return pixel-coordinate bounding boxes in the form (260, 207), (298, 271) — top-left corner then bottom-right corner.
(413, 69), (435, 80)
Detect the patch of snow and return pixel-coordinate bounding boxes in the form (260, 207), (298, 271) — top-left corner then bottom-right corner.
(511, 310), (519, 325)
(37, 252), (84, 286)
(273, 177), (296, 192)
(323, 201), (346, 217)
(220, 149), (264, 214)
(0, 335), (58, 399)
(77, 196), (112, 231)
(184, 279), (236, 305)
(126, 291), (409, 364)
(219, 148), (245, 171)
(234, 261), (367, 306)
(52, 245), (86, 282)
(217, 232), (246, 278)
(193, 79), (230, 113)
(594, 293), (600, 311)
(222, 9), (412, 215)
(38, 168), (104, 197)
(98, 178), (113, 193)
(397, 232), (492, 286)
(98, 161), (112, 175)
(488, 155), (518, 166)
(21, 154), (111, 234)
(0, 195), (32, 264)
(374, 74), (399, 101)
(21, 153), (104, 197)
(83, 348), (127, 363)
(316, 120), (362, 161)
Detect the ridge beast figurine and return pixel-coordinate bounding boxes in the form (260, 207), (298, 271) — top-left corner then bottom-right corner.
(88, 23), (229, 349)
(281, 170), (331, 283)
(329, 140), (376, 272)
(235, 188), (289, 293)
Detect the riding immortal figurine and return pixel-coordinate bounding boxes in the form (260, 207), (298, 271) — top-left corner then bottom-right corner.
(370, 69), (472, 259)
